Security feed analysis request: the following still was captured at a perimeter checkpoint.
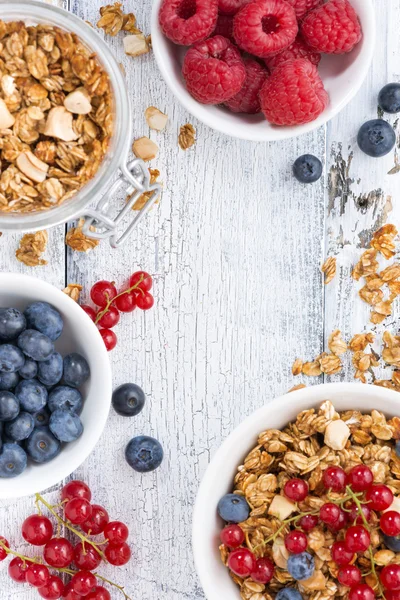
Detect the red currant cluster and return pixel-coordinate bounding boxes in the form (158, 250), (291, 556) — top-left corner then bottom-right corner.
(0, 480), (132, 600)
(81, 271), (154, 351)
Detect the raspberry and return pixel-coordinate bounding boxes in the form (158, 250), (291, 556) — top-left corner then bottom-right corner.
(159, 0), (218, 46)
(182, 36), (246, 104)
(285, 0), (322, 19)
(301, 0), (362, 54)
(233, 0), (298, 58)
(213, 14), (235, 42)
(259, 58), (328, 125)
(265, 34), (321, 71)
(225, 59), (268, 114)
(219, 0), (251, 15)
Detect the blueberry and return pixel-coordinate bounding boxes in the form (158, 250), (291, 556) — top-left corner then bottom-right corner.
(125, 436), (163, 472)
(383, 534), (400, 552)
(293, 154), (322, 184)
(4, 412), (34, 441)
(18, 330), (54, 362)
(2, 436), (23, 447)
(19, 359), (38, 380)
(276, 589), (303, 600)
(217, 494), (250, 523)
(15, 379), (47, 413)
(49, 409), (83, 442)
(112, 383), (145, 417)
(0, 391), (19, 422)
(37, 352), (63, 387)
(378, 83), (400, 114)
(31, 407), (50, 427)
(0, 308), (26, 341)
(0, 344), (25, 373)
(24, 301), (63, 341)
(26, 426), (61, 463)
(0, 443), (27, 477)
(357, 119), (396, 157)
(0, 371), (19, 391)
(63, 353), (90, 388)
(287, 552), (315, 581)
(48, 386), (83, 414)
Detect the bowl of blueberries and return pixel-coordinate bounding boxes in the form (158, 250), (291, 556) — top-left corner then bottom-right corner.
(0, 272), (112, 499)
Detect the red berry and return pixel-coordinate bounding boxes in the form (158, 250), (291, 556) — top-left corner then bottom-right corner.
(348, 584), (376, 600)
(301, 0), (362, 55)
(159, 0), (218, 46)
(329, 508), (348, 532)
(320, 503), (340, 525)
(386, 593), (400, 600)
(130, 271), (153, 292)
(284, 478), (309, 502)
(97, 306), (120, 329)
(345, 526), (370, 553)
(366, 485), (394, 512)
(220, 524), (245, 548)
(44, 538), (74, 568)
(348, 502), (372, 525)
(338, 565), (362, 587)
(90, 281), (117, 308)
(285, 0), (322, 19)
(104, 521), (129, 544)
(73, 542), (102, 571)
(99, 328), (117, 351)
(250, 557), (274, 584)
(71, 571), (97, 596)
(213, 13), (234, 42)
(219, 0), (251, 15)
(63, 584), (82, 600)
(284, 530), (308, 554)
(228, 548), (257, 577)
(346, 465), (374, 492)
(80, 504), (109, 535)
(86, 587), (112, 600)
(182, 36), (246, 104)
(0, 536), (9, 561)
(331, 541), (354, 566)
(8, 556), (31, 582)
(322, 466), (347, 492)
(381, 511), (400, 537)
(65, 498), (92, 525)
(38, 575), (64, 599)
(381, 565), (400, 591)
(265, 33), (321, 71)
(114, 292), (136, 313)
(299, 514), (319, 532)
(135, 291), (154, 311)
(105, 542), (131, 566)
(225, 59), (268, 115)
(81, 305), (96, 321)
(61, 480), (92, 503)
(260, 58), (328, 126)
(26, 563), (50, 588)
(22, 515), (53, 546)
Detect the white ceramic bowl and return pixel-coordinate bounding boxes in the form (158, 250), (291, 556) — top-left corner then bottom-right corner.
(0, 273), (112, 499)
(193, 382), (400, 600)
(151, 0), (375, 141)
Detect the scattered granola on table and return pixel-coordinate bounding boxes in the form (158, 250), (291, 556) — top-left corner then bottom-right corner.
(65, 218), (99, 252)
(15, 230), (48, 266)
(321, 256), (336, 285)
(178, 124), (196, 150)
(63, 283), (82, 302)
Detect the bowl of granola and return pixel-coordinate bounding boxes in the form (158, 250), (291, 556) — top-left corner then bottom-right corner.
(193, 383), (400, 600)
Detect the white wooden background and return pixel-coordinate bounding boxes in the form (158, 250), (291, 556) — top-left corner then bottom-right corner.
(1, 0), (400, 598)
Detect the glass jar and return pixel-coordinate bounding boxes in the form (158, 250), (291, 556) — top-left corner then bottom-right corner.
(0, 0), (159, 247)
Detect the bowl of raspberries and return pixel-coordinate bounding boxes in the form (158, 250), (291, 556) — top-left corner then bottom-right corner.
(152, 0), (375, 141)
(0, 273), (112, 499)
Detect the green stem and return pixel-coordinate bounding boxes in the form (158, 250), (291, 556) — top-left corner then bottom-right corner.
(94, 275), (145, 324)
(253, 509), (320, 551)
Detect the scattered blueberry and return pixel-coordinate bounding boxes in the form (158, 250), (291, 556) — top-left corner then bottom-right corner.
(19, 358), (38, 380)
(287, 552), (315, 581)
(26, 426), (61, 463)
(125, 436), (163, 472)
(18, 330), (54, 362)
(31, 407), (50, 427)
(112, 383), (145, 417)
(0, 391), (20, 422)
(357, 119), (396, 157)
(0, 371), (19, 391)
(293, 154), (322, 184)
(378, 83), (400, 114)
(37, 352), (63, 387)
(63, 353), (90, 388)
(49, 409), (83, 442)
(217, 493), (250, 523)
(0, 308), (26, 341)
(15, 379), (47, 413)
(383, 534), (400, 552)
(4, 412), (34, 441)
(276, 590), (303, 600)
(48, 386), (83, 414)
(0, 443), (27, 477)
(0, 344), (25, 373)
(24, 302), (63, 341)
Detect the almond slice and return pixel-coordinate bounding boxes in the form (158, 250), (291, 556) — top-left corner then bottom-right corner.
(123, 33), (149, 57)
(132, 136), (158, 161)
(44, 106), (79, 142)
(16, 151), (49, 183)
(64, 87), (92, 115)
(145, 106), (168, 131)
(0, 98), (15, 129)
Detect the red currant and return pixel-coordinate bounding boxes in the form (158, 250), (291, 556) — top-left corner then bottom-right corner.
(348, 584), (375, 600)
(105, 542), (131, 566)
(99, 328), (117, 351)
(345, 525), (370, 553)
(250, 557), (274, 584)
(81, 305), (96, 321)
(8, 557), (31, 582)
(73, 542), (102, 571)
(366, 485), (394, 511)
(61, 480), (92, 503)
(323, 466), (346, 492)
(228, 548), (257, 577)
(0, 536), (9, 561)
(320, 503), (341, 525)
(329, 509), (348, 532)
(71, 571), (97, 596)
(381, 511), (400, 536)
(90, 281), (117, 307)
(63, 584), (82, 600)
(26, 563), (50, 588)
(130, 271), (152, 292)
(284, 478), (309, 502)
(22, 515), (53, 546)
(380, 565), (400, 590)
(38, 575), (64, 599)
(135, 291), (154, 311)
(86, 587), (112, 600)
(331, 541), (354, 566)
(97, 306), (120, 329)
(80, 504), (109, 535)
(44, 537), (74, 568)
(220, 524), (245, 548)
(299, 514), (319, 532)
(348, 502), (372, 525)
(284, 530), (308, 554)
(104, 521), (129, 544)
(338, 565), (362, 587)
(386, 593), (400, 600)
(65, 498), (92, 524)
(115, 292), (136, 313)
(346, 465), (374, 492)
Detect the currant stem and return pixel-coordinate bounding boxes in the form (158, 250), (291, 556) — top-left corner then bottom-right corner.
(94, 274), (145, 325)
(254, 509), (320, 551)
(0, 540), (42, 566)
